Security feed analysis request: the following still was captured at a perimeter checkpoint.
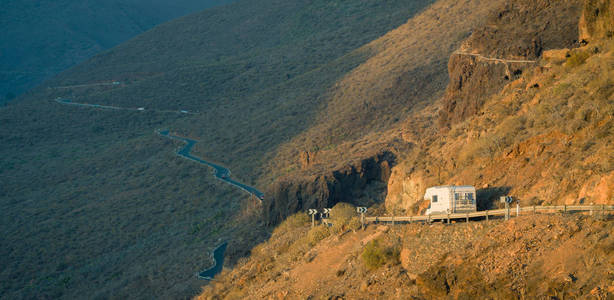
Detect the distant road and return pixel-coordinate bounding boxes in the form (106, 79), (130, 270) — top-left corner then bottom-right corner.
(453, 51), (537, 64)
(198, 242), (228, 280)
(53, 98), (198, 115)
(51, 81), (122, 89)
(54, 97), (137, 111)
(158, 130), (264, 201)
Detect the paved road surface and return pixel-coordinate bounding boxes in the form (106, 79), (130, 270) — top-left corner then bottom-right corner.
(453, 51), (537, 63)
(54, 98), (198, 114)
(157, 130), (264, 201)
(198, 242), (228, 280)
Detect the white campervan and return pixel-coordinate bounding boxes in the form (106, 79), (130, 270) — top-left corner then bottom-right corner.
(424, 185), (477, 215)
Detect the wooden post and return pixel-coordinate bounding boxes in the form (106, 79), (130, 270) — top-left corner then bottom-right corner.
(392, 213), (395, 226)
(516, 203), (520, 217)
(447, 213), (450, 224)
(361, 213), (365, 231)
(505, 202), (510, 221)
(533, 205), (536, 215)
(427, 215), (431, 224)
(564, 205), (567, 213)
(466, 213), (469, 223)
(409, 216), (412, 224)
(603, 205), (606, 217)
(311, 213), (315, 229)
(485, 210), (489, 221)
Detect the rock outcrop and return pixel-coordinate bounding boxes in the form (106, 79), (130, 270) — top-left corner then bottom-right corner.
(264, 151), (394, 225)
(438, 0), (583, 128)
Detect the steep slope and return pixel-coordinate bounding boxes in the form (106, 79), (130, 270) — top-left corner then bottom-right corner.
(0, 0), (233, 103)
(262, 0), (507, 224)
(205, 0), (614, 297)
(386, 0), (613, 212)
(0, 0), (437, 298)
(200, 212), (614, 299)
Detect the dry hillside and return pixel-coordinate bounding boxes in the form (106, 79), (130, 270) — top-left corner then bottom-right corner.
(199, 208), (614, 299)
(386, 0), (614, 213)
(0, 0), (439, 298)
(262, 0), (507, 224)
(262, 0), (612, 224)
(2, 0), (613, 298)
(202, 0), (614, 298)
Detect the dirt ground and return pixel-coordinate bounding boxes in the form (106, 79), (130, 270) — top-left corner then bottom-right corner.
(200, 213), (614, 299)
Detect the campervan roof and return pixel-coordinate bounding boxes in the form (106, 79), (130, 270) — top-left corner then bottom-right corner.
(428, 185), (474, 189)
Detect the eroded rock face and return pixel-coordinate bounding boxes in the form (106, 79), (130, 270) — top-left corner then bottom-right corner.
(264, 151), (395, 225)
(439, 54), (525, 127)
(438, 0), (583, 128)
(385, 168), (429, 212)
(576, 173), (614, 205)
(581, 0), (614, 42)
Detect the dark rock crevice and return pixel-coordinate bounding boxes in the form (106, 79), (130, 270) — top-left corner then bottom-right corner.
(263, 151), (395, 225)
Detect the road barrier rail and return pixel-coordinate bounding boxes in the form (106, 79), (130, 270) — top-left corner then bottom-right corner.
(365, 205), (614, 224)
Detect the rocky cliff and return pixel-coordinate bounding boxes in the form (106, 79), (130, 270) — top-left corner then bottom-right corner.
(264, 151), (394, 225)
(438, 0), (583, 128)
(386, 0), (614, 213)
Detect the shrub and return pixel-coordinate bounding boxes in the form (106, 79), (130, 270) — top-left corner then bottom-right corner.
(565, 50), (590, 68)
(361, 238), (400, 270)
(273, 212), (310, 237)
(347, 216), (362, 231)
(329, 202), (359, 234)
(307, 225), (331, 246)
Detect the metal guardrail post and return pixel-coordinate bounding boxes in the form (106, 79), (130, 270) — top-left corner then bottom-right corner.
(590, 204), (593, 216)
(361, 213), (365, 231)
(485, 210), (489, 221)
(533, 205), (536, 215)
(466, 213), (469, 223)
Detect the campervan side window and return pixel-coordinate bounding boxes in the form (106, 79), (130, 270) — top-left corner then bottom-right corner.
(466, 193), (474, 203)
(432, 195), (438, 203)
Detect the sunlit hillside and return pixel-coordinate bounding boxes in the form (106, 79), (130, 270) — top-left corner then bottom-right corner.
(0, 0), (437, 298)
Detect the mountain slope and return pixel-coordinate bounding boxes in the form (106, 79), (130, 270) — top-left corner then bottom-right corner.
(385, 0), (613, 213)
(0, 0), (437, 298)
(199, 213), (614, 299)
(261, 0), (508, 224)
(0, 0), (233, 103)
(199, 3), (614, 297)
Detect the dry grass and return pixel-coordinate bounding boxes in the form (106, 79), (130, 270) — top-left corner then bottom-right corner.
(201, 214), (614, 299)
(1, 0), (436, 298)
(265, 0), (506, 184)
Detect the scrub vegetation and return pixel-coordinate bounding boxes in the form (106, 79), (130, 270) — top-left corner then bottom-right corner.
(0, 0), (234, 103)
(0, 0), (438, 298)
(2, 0), (614, 298)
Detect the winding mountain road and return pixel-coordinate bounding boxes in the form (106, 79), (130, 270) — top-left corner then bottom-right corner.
(53, 95), (263, 280)
(52, 81), (122, 89)
(453, 51), (537, 64)
(157, 130), (264, 201)
(198, 242), (228, 280)
(54, 98), (198, 114)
